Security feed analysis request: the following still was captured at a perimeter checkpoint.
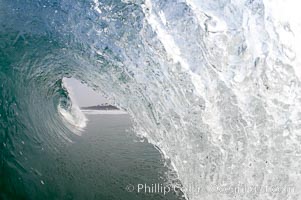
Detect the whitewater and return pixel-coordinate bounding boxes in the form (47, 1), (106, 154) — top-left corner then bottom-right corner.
(1, 0), (301, 199)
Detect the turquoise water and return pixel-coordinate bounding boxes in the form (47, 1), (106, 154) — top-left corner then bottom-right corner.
(17, 113), (184, 200)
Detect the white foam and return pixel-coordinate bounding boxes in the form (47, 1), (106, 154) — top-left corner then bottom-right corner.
(92, 0), (102, 14)
(59, 78), (88, 135)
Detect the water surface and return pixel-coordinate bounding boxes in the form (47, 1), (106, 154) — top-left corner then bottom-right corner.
(38, 114), (184, 200)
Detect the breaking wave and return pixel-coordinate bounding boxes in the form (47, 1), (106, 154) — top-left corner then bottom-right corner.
(58, 78), (88, 135)
(1, 0), (301, 199)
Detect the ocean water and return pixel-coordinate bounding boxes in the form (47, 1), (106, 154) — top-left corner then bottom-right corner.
(1, 0), (301, 199)
(36, 113), (185, 200)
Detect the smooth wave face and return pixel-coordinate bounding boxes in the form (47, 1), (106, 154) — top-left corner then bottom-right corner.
(1, 0), (301, 199)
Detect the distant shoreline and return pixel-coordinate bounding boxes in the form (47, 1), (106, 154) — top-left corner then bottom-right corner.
(80, 104), (119, 111)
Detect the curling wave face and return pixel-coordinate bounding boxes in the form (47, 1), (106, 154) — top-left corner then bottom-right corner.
(1, 0), (301, 199)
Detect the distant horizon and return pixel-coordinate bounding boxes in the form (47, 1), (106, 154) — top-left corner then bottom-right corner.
(81, 104), (119, 111)
(80, 103), (117, 108)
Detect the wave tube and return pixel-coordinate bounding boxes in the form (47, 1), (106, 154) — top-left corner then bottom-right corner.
(1, 0), (301, 199)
